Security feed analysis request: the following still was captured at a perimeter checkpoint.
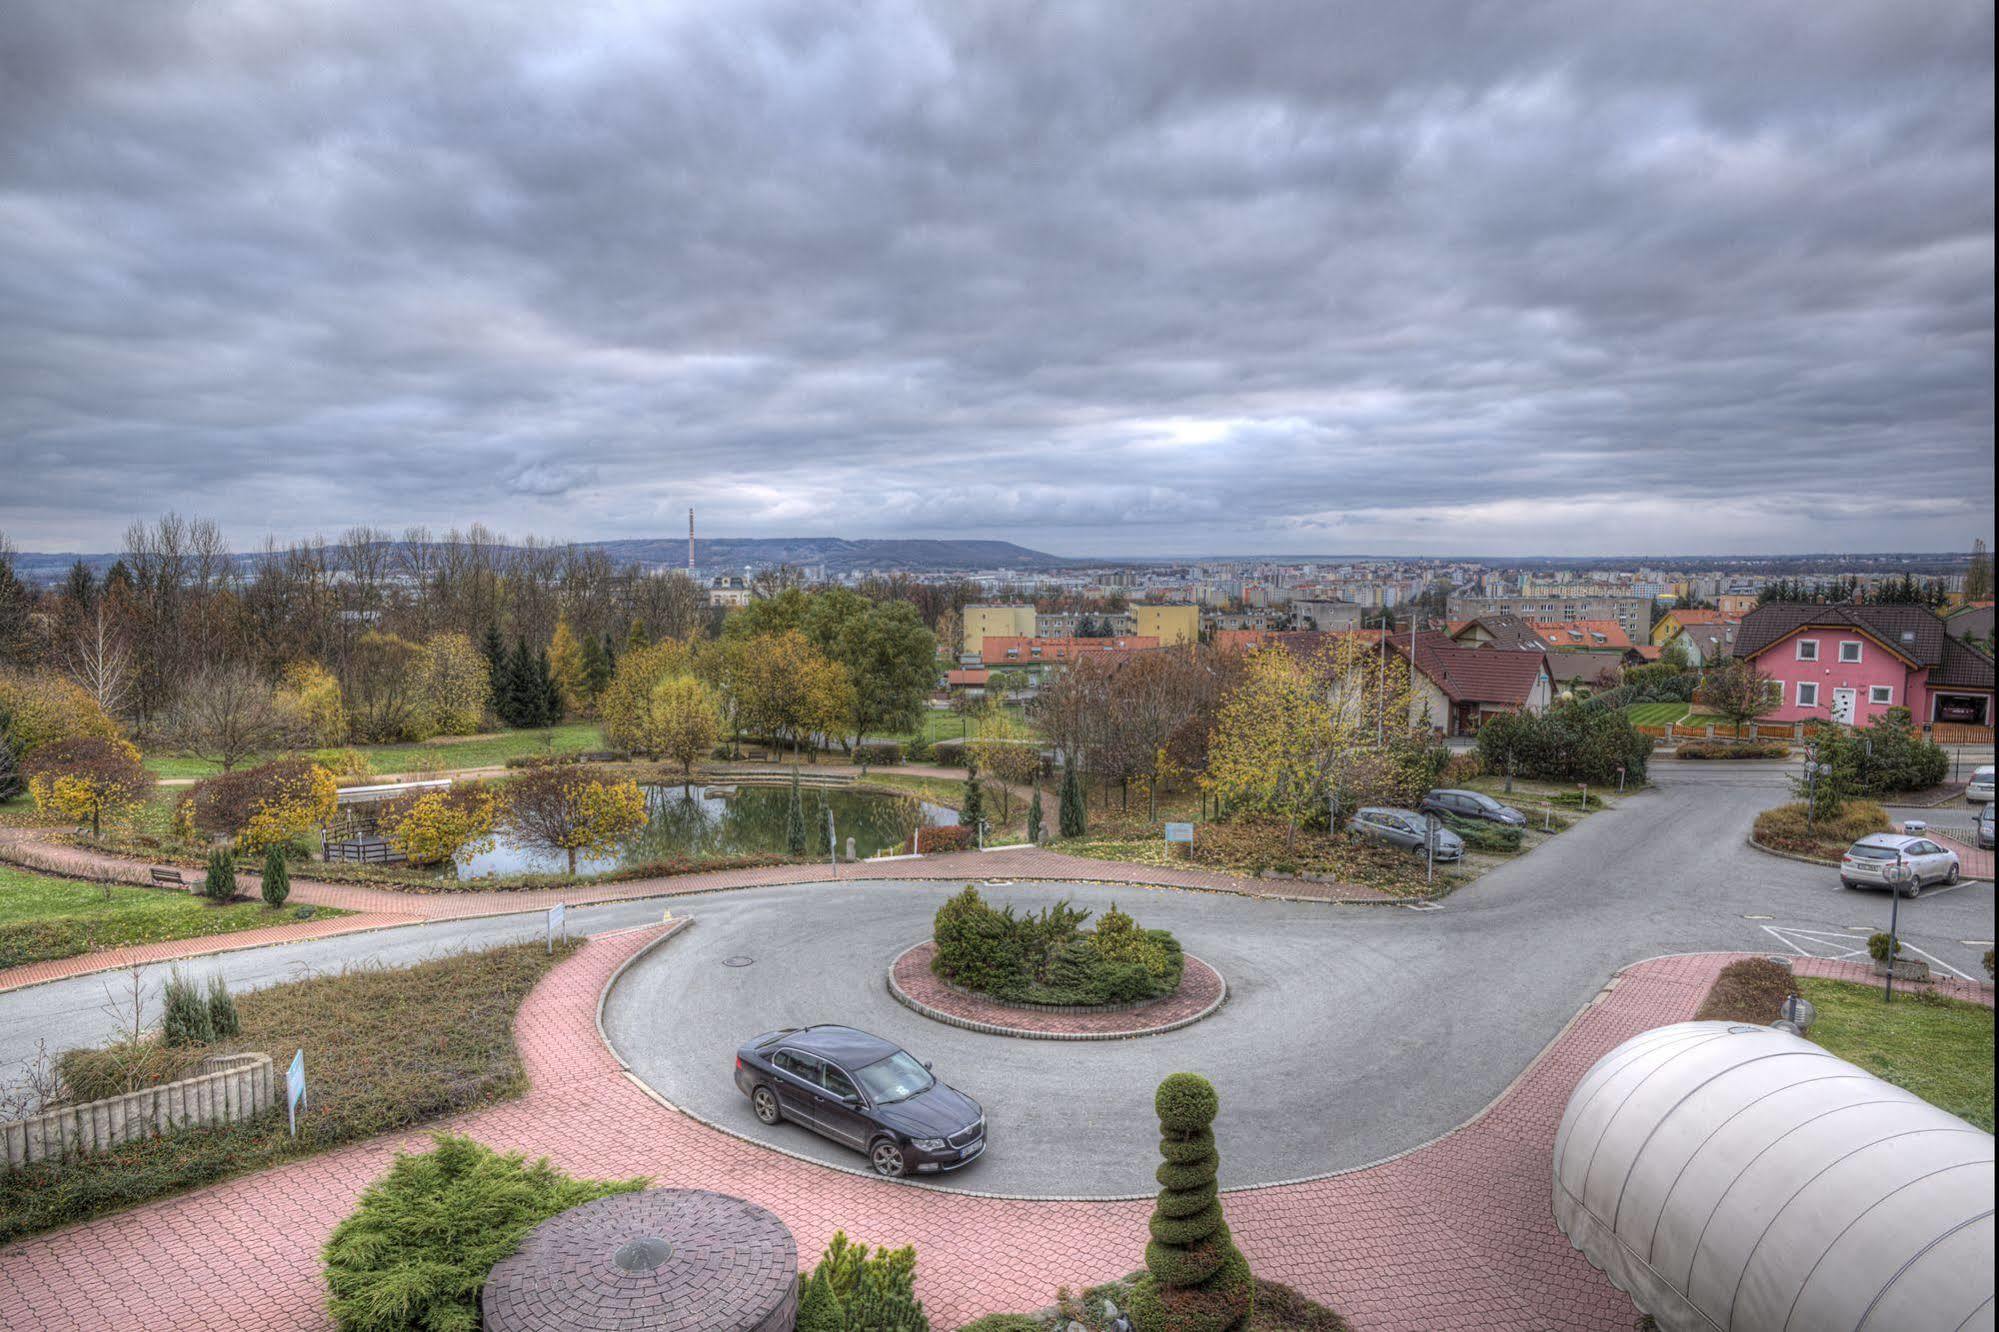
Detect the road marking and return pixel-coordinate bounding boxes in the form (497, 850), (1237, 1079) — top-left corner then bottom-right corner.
(1760, 925), (1975, 982)
(1742, 914), (1774, 920)
(1963, 940), (1994, 948)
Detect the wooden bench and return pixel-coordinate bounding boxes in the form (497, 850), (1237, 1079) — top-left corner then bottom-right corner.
(148, 866), (187, 889)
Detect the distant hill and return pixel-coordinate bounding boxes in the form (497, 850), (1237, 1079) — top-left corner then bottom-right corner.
(5, 536), (1073, 584)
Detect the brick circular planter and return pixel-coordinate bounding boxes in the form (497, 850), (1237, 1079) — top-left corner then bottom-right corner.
(888, 940), (1226, 1040)
(481, 1189), (797, 1332)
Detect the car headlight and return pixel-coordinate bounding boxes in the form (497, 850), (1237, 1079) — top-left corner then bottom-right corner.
(911, 1137), (948, 1151)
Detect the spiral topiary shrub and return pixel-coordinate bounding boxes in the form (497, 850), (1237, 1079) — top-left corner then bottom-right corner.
(1128, 1072), (1253, 1332)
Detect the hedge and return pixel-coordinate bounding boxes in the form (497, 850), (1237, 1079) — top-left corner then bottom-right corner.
(1675, 740), (1790, 760)
(930, 886), (1182, 1006)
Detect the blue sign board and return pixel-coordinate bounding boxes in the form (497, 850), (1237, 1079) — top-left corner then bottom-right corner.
(286, 1048), (307, 1137)
(1163, 822), (1195, 843)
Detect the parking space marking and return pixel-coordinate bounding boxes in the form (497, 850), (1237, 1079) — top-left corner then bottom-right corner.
(1760, 925), (1974, 982)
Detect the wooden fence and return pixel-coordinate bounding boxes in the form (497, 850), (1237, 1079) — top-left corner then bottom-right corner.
(3, 1053), (274, 1170)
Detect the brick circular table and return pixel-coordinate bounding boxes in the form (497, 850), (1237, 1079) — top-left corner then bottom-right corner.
(888, 940), (1227, 1039)
(481, 1189), (798, 1332)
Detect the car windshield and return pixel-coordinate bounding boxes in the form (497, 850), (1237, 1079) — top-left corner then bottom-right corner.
(852, 1051), (932, 1104)
(1847, 845), (1899, 860)
(1468, 794), (1501, 811)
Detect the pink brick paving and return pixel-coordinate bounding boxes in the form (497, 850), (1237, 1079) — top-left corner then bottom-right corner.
(11, 932), (1971, 1332)
(1928, 831), (1994, 882)
(891, 940), (1226, 1037)
(0, 828), (1398, 992)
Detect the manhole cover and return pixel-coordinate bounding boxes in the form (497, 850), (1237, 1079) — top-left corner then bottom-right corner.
(722, 956), (755, 968)
(612, 1235), (672, 1272)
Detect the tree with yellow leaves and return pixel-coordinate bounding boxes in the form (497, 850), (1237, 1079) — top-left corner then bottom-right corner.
(419, 632), (492, 736)
(965, 711), (1040, 823)
(647, 675), (723, 785)
(379, 782), (499, 867)
(24, 737), (154, 838)
(275, 660), (348, 747)
(1202, 648), (1329, 841)
(599, 640), (693, 754)
(547, 619), (590, 716)
(503, 764), (648, 875)
(722, 630), (855, 759)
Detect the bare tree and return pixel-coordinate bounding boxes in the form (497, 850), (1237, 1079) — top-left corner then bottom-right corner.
(169, 664), (293, 770)
(63, 601), (135, 722)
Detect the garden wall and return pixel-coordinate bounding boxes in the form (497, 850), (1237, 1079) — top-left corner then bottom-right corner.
(3, 1052), (274, 1169)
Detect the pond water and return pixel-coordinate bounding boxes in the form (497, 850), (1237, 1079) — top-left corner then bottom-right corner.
(453, 783), (958, 880)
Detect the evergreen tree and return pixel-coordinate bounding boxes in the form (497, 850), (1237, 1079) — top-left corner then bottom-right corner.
(0, 732), (18, 802)
(206, 974), (241, 1038)
(1129, 1073), (1253, 1331)
(960, 757), (985, 839)
(784, 768), (808, 856)
(627, 618), (652, 651)
(1027, 785), (1044, 844)
(502, 639), (537, 727)
(534, 649), (563, 725)
(598, 632), (618, 691)
(261, 843), (290, 908)
(1059, 757), (1086, 838)
(202, 848), (238, 904)
(162, 970), (215, 1047)
(794, 1269), (843, 1332)
(581, 633), (612, 703)
(480, 625), (508, 711)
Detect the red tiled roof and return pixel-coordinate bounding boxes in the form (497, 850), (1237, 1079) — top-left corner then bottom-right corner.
(1527, 620), (1634, 651)
(1402, 637), (1549, 706)
(944, 669), (990, 686)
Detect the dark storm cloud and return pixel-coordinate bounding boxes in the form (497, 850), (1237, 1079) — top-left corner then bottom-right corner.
(1, 0), (1991, 555)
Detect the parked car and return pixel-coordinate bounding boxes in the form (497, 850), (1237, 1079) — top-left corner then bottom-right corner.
(1977, 802), (1994, 851)
(733, 1025), (984, 1178)
(1419, 789), (1527, 827)
(1839, 833), (1960, 896)
(1351, 807), (1465, 861)
(1967, 766), (1996, 804)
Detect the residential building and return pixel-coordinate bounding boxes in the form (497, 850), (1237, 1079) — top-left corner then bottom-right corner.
(1716, 593), (1759, 617)
(962, 605), (1037, 655)
(1945, 600), (1993, 645)
(708, 574), (752, 608)
(1661, 619), (1741, 667)
(1526, 620), (1635, 653)
(1290, 599), (1363, 632)
(1731, 603), (1996, 728)
(1651, 607), (1737, 647)
(1134, 604), (1200, 646)
(979, 635), (1160, 666)
(1446, 593), (1651, 640)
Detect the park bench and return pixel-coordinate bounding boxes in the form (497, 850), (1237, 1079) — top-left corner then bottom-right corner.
(149, 866), (187, 889)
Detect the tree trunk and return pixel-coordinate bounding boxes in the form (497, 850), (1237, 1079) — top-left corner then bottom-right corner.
(566, 847), (577, 875)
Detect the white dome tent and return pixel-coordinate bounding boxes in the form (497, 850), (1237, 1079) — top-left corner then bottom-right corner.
(1553, 1020), (1994, 1331)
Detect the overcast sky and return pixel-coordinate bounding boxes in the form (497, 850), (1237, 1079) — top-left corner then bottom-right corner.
(2, 1), (1993, 558)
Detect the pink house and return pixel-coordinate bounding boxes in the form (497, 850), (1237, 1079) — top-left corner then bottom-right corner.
(1732, 603), (1995, 728)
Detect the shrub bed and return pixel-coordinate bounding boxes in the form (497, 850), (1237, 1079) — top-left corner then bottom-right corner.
(1058, 814), (1430, 894)
(1, 942), (572, 1241)
(1752, 800), (1890, 862)
(323, 1134), (646, 1332)
(931, 885), (1183, 1006)
(1674, 740), (1791, 760)
(853, 740), (905, 766)
(1439, 814), (1523, 853)
(1474, 702), (1653, 786)
(1694, 958), (1800, 1023)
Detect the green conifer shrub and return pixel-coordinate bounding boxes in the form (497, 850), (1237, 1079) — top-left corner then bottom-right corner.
(261, 843), (291, 908)
(1129, 1073), (1253, 1332)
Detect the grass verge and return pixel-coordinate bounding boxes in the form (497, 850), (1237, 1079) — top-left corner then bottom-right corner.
(1751, 800), (1890, 862)
(1797, 977), (1995, 1132)
(0, 866), (347, 971)
(141, 721), (608, 780)
(0, 941), (574, 1241)
(958, 1274), (1349, 1331)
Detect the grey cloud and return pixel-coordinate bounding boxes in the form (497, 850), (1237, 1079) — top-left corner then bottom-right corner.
(0, 0), (1992, 556)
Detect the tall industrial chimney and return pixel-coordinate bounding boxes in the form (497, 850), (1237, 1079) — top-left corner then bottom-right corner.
(687, 508), (695, 573)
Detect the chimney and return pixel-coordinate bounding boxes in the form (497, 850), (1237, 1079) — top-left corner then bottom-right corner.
(688, 508), (695, 574)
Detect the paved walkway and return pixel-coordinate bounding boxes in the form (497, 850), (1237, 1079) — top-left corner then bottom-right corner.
(7, 922), (1956, 1332)
(0, 829), (1397, 993)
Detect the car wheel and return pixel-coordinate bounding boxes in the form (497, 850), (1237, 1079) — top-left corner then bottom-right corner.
(751, 1086), (781, 1126)
(1900, 879), (1921, 899)
(869, 1138), (907, 1178)
(1840, 879), (1857, 890)
(1945, 864), (1960, 886)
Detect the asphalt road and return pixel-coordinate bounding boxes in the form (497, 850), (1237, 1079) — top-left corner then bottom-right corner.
(2, 761), (1991, 1200)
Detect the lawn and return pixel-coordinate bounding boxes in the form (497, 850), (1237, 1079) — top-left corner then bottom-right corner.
(1624, 702), (1692, 727)
(142, 721), (608, 780)
(0, 865), (346, 970)
(0, 941), (574, 1241)
(886, 704), (1036, 749)
(1799, 977), (1995, 1132)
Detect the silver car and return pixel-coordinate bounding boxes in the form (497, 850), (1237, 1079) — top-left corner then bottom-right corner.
(1352, 807), (1465, 861)
(1978, 803), (1994, 851)
(1967, 766), (1996, 805)
(1840, 833), (1960, 897)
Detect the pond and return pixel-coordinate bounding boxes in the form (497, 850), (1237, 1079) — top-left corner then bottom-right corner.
(452, 783), (958, 880)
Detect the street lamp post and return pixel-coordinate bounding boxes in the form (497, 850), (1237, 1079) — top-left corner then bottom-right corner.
(1883, 847), (1909, 1004)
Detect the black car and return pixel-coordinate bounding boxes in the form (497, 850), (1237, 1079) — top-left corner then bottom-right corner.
(1419, 788), (1527, 827)
(733, 1025), (985, 1178)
